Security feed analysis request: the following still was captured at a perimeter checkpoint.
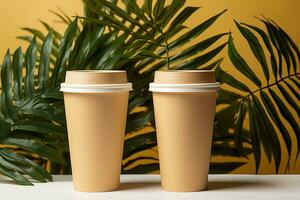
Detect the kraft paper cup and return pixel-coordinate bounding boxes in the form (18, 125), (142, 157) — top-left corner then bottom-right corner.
(60, 70), (132, 192)
(149, 70), (219, 192)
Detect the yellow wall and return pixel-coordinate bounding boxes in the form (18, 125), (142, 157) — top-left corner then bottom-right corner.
(0, 0), (299, 173)
(0, 0), (83, 59)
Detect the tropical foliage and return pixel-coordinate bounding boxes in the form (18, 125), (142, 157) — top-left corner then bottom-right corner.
(0, 0), (298, 185)
(216, 19), (300, 173)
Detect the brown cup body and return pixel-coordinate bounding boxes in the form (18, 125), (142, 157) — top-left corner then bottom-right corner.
(62, 70), (130, 192)
(151, 70), (218, 192)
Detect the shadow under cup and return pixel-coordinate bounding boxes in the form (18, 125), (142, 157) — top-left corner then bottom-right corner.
(60, 70), (132, 192)
(149, 70), (220, 192)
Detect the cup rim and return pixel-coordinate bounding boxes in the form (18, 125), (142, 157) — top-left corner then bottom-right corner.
(66, 70), (127, 73)
(60, 82), (133, 93)
(155, 70), (213, 73)
(149, 82), (220, 93)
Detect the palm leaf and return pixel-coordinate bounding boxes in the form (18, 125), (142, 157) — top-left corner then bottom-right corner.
(210, 162), (246, 174)
(51, 19), (78, 86)
(217, 19), (300, 173)
(0, 29), (69, 184)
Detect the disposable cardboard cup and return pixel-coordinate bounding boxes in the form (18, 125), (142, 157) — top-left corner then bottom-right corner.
(149, 70), (220, 192)
(60, 70), (132, 192)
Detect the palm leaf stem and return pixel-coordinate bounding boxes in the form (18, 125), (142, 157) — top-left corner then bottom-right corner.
(240, 73), (300, 103)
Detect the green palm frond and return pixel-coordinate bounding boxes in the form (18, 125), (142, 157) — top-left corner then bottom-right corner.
(216, 19), (300, 173)
(0, 18), (79, 184)
(17, 9), (81, 67)
(83, 0), (227, 70)
(0, 49), (58, 185)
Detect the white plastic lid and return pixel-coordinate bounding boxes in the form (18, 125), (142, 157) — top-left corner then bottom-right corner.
(149, 82), (220, 93)
(60, 83), (133, 93)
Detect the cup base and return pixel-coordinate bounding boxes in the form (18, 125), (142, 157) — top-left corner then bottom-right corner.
(73, 185), (120, 192)
(161, 185), (208, 192)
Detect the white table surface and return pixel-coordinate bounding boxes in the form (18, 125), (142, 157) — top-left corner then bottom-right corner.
(0, 174), (299, 200)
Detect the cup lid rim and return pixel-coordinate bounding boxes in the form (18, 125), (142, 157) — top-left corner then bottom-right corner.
(66, 70), (127, 73)
(155, 70), (213, 73)
(149, 82), (220, 92)
(60, 82), (132, 93)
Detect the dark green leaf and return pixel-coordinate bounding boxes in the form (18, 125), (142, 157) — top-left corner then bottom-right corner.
(228, 34), (261, 87)
(0, 118), (11, 140)
(234, 103), (246, 154)
(235, 21), (269, 81)
(86, 0), (149, 34)
(96, 33), (128, 69)
(2, 138), (66, 165)
(126, 110), (153, 133)
(260, 91), (293, 157)
(171, 33), (228, 64)
(69, 25), (106, 69)
(267, 21), (294, 75)
(25, 36), (37, 98)
(284, 80), (300, 101)
(123, 132), (156, 159)
(0, 149), (52, 181)
(269, 88), (300, 146)
(215, 66), (251, 92)
(39, 20), (62, 41)
(38, 30), (53, 92)
(128, 94), (151, 113)
(41, 87), (64, 100)
(260, 19), (283, 78)
(123, 156), (158, 169)
(134, 25), (188, 71)
(215, 103), (239, 134)
(277, 84), (300, 117)
(144, 0), (153, 18)
(101, 48), (126, 70)
(290, 77), (300, 89)
(122, 163), (159, 174)
(168, 6), (199, 32)
(201, 58), (224, 70)
(247, 101), (261, 173)
(21, 28), (45, 42)
(49, 10), (72, 25)
(52, 19), (78, 85)
(0, 156), (46, 183)
(137, 50), (162, 59)
(153, 0), (165, 18)
(217, 88), (242, 104)
(161, 0), (186, 28)
(209, 162), (246, 174)
(242, 22), (278, 80)
(1, 50), (14, 118)
(20, 107), (65, 125)
(273, 22), (298, 74)
(77, 16), (137, 39)
(168, 9), (227, 51)
(276, 25), (300, 70)
(123, 0), (150, 23)
(14, 120), (66, 137)
(252, 95), (281, 173)
(211, 144), (252, 157)
(174, 42), (227, 69)
(0, 163), (33, 185)
(12, 47), (23, 101)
